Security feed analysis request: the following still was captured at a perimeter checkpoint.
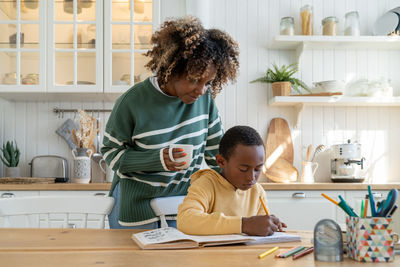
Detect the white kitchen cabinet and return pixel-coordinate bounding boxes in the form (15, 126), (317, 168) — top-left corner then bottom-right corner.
(0, 0), (159, 99)
(39, 190), (110, 229)
(0, 190), (110, 229)
(0, 190), (40, 227)
(0, 0), (46, 92)
(265, 190), (345, 231)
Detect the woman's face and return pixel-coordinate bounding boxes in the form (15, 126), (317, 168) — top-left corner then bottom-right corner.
(164, 65), (217, 104)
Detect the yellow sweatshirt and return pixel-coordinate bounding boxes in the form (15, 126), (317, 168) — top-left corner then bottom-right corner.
(177, 169), (268, 235)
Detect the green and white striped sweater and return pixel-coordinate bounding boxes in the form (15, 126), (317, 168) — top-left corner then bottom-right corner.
(101, 78), (223, 225)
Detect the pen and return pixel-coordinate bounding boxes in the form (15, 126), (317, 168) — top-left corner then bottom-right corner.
(388, 205), (398, 218)
(292, 247), (314, 260)
(259, 196), (270, 216)
(338, 195), (358, 217)
(280, 246), (305, 258)
(368, 185), (377, 217)
(258, 246), (279, 259)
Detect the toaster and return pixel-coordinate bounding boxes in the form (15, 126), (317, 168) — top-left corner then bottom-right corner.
(30, 155), (69, 183)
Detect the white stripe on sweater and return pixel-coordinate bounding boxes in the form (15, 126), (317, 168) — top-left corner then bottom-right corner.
(104, 132), (123, 146)
(117, 170), (191, 187)
(205, 144), (219, 151)
(132, 114), (209, 140)
(206, 130), (222, 140)
(103, 148), (118, 162)
(135, 128), (208, 149)
(109, 150), (125, 170)
(208, 117), (220, 128)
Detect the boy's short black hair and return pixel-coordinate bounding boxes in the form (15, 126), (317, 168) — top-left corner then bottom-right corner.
(219, 125), (264, 160)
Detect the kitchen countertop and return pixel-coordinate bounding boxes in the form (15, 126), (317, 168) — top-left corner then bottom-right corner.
(0, 182), (400, 191)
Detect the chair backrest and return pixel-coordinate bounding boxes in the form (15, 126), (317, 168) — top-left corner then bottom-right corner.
(0, 196), (114, 229)
(150, 196), (185, 228)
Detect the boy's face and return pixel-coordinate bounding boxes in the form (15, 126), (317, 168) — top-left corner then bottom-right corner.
(216, 144), (265, 191)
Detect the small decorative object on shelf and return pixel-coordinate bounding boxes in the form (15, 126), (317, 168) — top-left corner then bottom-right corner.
(280, 17), (294, 35)
(0, 140), (21, 178)
(322, 16), (339, 36)
(300, 4), (313, 35)
(69, 110), (99, 183)
(250, 63), (311, 96)
(344, 11), (360, 36)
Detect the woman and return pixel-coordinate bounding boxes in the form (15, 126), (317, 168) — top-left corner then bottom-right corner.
(101, 16), (239, 229)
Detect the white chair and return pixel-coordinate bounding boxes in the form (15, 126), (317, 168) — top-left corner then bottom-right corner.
(150, 196), (185, 228)
(0, 195), (114, 229)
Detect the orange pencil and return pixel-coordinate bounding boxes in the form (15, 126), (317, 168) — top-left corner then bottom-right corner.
(321, 193), (339, 205)
(259, 196), (270, 216)
(363, 196), (369, 218)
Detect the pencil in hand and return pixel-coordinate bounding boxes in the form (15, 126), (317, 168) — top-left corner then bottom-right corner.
(259, 196), (270, 216)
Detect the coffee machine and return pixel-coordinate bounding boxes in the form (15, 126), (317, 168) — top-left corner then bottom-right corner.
(331, 140), (365, 183)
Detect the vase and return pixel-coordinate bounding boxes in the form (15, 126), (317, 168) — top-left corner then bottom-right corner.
(271, 81), (291, 96)
(5, 167), (20, 178)
(71, 148), (93, 183)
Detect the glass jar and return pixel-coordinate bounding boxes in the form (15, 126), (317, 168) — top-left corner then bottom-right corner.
(280, 17), (294, 35)
(344, 11), (360, 36)
(322, 16), (338, 36)
(300, 5), (313, 35)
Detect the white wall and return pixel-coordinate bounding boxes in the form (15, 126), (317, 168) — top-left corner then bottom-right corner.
(1, 0), (400, 183)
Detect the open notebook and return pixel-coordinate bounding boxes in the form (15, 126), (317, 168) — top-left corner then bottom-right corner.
(132, 227), (301, 250)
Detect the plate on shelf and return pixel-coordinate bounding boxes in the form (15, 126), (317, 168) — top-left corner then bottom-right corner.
(373, 10), (400, 35)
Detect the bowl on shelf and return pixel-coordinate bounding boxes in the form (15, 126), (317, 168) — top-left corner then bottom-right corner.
(313, 80), (345, 93)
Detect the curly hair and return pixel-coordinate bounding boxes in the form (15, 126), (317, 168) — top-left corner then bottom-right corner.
(219, 125), (265, 160)
(145, 16), (239, 98)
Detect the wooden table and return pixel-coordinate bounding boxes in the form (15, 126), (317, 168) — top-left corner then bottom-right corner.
(0, 228), (397, 267)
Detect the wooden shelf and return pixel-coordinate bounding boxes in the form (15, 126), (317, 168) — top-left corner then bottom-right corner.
(269, 96), (400, 107)
(0, 92), (122, 102)
(269, 35), (400, 50)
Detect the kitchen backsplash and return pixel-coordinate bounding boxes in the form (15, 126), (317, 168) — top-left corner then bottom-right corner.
(1, 0), (400, 183)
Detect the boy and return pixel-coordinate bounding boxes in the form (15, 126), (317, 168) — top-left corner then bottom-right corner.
(177, 125), (286, 236)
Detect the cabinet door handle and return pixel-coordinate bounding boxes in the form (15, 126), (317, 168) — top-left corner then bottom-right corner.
(292, 192), (306, 198)
(94, 193), (106, 196)
(372, 193), (383, 199)
(1, 192), (15, 198)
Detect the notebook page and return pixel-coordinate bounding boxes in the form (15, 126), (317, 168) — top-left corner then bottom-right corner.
(134, 227), (191, 245)
(246, 232), (301, 245)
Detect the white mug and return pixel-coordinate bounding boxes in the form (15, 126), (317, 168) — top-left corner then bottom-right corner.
(168, 144), (194, 169)
(301, 161), (318, 183)
(99, 159), (115, 183)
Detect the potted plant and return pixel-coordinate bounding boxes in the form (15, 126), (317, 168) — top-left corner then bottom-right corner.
(250, 63), (311, 96)
(0, 140), (21, 177)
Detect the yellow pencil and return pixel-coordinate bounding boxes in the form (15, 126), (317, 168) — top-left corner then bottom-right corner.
(259, 196), (270, 216)
(258, 246), (279, 259)
(321, 193), (339, 205)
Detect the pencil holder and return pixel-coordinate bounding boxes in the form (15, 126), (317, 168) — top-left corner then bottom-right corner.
(346, 217), (395, 262)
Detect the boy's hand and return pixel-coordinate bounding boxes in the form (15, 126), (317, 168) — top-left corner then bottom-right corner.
(270, 214), (287, 232)
(242, 215), (287, 236)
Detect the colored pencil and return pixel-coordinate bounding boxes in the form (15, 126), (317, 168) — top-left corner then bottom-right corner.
(280, 246), (306, 258)
(363, 196), (369, 218)
(258, 246), (279, 259)
(292, 247), (314, 260)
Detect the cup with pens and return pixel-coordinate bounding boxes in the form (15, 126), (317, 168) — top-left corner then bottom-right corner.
(321, 186), (398, 262)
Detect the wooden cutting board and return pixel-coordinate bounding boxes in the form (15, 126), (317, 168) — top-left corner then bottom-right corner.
(0, 177), (56, 184)
(265, 118), (294, 165)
